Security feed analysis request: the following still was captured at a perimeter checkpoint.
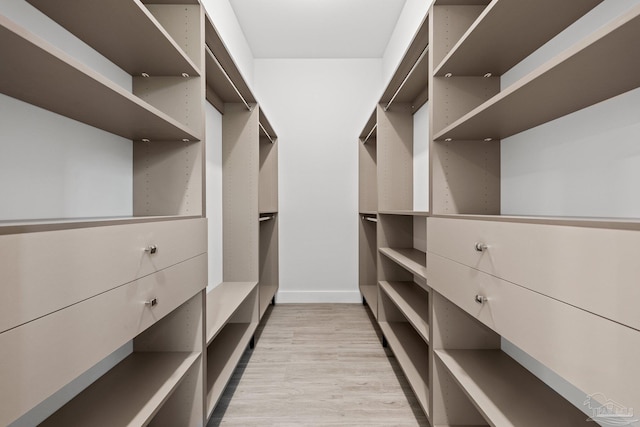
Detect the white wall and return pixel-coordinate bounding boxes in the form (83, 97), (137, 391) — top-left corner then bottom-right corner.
(501, 0), (640, 218)
(254, 59), (382, 303)
(205, 104), (224, 291)
(201, 0), (255, 87)
(0, 0), (132, 221)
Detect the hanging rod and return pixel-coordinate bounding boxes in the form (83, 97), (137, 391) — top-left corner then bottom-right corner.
(259, 122), (275, 144)
(362, 215), (378, 223)
(362, 123), (377, 144)
(384, 44), (429, 112)
(259, 215), (275, 222)
(206, 44), (252, 112)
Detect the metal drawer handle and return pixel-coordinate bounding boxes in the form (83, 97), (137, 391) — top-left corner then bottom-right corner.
(475, 242), (488, 252)
(145, 298), (158, 307)
(475, 295), (487, 305)
(144, 245), (158, 254)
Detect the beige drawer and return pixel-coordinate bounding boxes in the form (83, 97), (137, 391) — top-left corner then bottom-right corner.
(428, 252), (640, 415)
(427, 217), (640, 330)
(0, 253), (206, 426)
(0, 218), (206, 333)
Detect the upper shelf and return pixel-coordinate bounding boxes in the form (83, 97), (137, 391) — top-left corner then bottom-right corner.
(259, 109), (278, 141)
(434, 0), (603, 76)
(0, 16), (200, 141)
(25, 0), (200, 76)
(434, 4), (640, 141)
(380, 12), (429, 110)
(204, 13), (256, 108)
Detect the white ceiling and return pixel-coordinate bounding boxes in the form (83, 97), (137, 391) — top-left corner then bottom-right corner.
(228, 0), (407, 58)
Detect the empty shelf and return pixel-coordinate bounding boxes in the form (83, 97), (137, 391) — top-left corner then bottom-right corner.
(379, 321), (430, 416)
(379, 281), (429, 344)
(206, 322), (257, 417)
(0, 16), (200, 142)
(26, 0), (199, 76)
(41, 352), (199, 427)
(434, 0), (602, 76)
(379, 247), (427, 279)
(379, 210), (430, 216)
(435, 349), (591, 426)
(206, 281), (257, 344)
(434, 4), (640, 141)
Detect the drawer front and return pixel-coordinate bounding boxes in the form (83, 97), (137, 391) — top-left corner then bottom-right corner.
(427, 217), (640, 330)
(427, 252), (640, 415)
(0, 218), (206, 333)
(0, 254), (206, 426)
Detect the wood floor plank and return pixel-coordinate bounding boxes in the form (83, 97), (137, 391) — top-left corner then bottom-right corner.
(208, 304), (428, 426)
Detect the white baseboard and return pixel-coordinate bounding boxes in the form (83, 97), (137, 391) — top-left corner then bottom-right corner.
(275, 290), (361, 304)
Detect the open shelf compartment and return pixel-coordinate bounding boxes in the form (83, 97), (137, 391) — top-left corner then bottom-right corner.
(379, 289), (430, 417)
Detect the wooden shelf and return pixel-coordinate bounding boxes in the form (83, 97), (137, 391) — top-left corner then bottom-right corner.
(380, 12), (429, 108)
(434, 0), (602, 76)
(359, 109), (377, 141)
(206, 322), (257, 417)
(41, 352), (199, 426)
(360, 211), (378, 216)
(430, 213), (640, 231)
(434, 5), (640, 141)
(206, 281), (257, 344)
(26, 0), (200, 76)
(0, 215), (202, 235)
(360, 283), (378, 308)
(0, 16), (200, 142)
(204, 14), (255, 106)
(435, 349), (590, 426)
(379, 281), (429, 344)
(379, 210), (430, 216)
(379, 247), (427, 279)
(379, 321), (430, 416)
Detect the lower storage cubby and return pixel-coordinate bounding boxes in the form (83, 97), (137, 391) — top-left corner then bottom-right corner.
(41, 353), (201, 427)
(259, 213), (279, 318)
(359, 213), (378, 316)
(378, 288), (430, 417)
(206, 322), (257, 417)
(205, 282), (259, 418)
(430, 291), (590, 427)
(40, 292), (205, 427)
(434, 349), (590, 427)
(379, 280), (429, 343)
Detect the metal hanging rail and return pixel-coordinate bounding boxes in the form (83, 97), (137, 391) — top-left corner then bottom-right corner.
(362, 123), (377, 144)
(362, 215), (378, 223)
(384, 45), (429, 112)
(206, 44), (252, 111)
(259, 122), (275, 144)
(259, 215), (275, 222)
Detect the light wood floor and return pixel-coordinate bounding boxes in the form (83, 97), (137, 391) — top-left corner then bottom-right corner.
(208, 303), (429, 426)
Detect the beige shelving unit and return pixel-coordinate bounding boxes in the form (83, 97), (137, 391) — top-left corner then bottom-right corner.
(358, 110), (378, 315)
(355, 10), (433, 420)
(425, 0), (640, 424)
(0, 2), (208, 425)
(203, 12), (279, 421)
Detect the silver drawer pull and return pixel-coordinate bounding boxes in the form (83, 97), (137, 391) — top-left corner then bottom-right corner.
(475, 242), (488, 252)
(144, 245), (158, 254)
(145, 298), (158, 307)
(475, 295), (487, 304)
